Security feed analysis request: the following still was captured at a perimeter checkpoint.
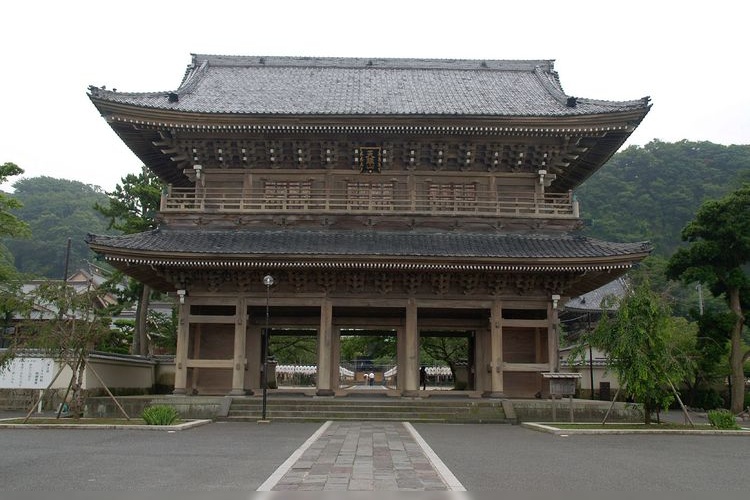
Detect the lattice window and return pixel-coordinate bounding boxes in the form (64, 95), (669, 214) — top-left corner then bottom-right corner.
(346, 181), (394, 211)
(427, 183), (477, 211)
(263, 180), (312, 210)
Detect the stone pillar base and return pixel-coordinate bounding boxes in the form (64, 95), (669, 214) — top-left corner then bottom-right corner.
(172, 388), (187, 395)
(402, 390), (422, 398)
(228, 389), (249, 396)
(316, 389), (335, 397)
(482, 391), (505, 399)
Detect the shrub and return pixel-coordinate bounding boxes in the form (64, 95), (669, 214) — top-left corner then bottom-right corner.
(141, 405), (181, 426)
(707, 409), (740, 430)
(691, 388), (724, 410)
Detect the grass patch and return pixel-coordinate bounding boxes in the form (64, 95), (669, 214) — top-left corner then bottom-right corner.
(3, 418), (149, 425)
(551, 422), (715, 430)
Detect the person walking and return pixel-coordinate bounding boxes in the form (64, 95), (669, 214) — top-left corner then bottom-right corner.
(420, 366), (427, 390)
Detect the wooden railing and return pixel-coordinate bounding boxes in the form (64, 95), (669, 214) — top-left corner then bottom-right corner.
(161, 187), (578, 218)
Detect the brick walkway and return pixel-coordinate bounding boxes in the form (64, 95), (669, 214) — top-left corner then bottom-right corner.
(259, 421), (461, 491)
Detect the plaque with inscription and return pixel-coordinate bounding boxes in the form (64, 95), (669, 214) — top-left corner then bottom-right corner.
(359, 147), (382, 174)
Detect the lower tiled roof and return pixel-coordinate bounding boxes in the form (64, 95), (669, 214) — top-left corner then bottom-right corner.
(87, 229), (650, 261)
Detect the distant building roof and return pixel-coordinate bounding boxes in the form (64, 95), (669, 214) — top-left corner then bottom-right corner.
(88, 54), (650, 117)
(564, 277), (628, 312)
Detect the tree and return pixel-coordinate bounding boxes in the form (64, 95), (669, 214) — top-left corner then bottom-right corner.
(0, 280), (113, 418)
(571, 282), (695, 424)
(420, 336), (470, 389)
(667, 185), (750, 413)
(0, 162), (31, 281)
(4, 176), (109, 278)
(94, 169), (163, 356)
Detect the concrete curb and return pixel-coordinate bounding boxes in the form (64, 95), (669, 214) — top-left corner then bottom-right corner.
(522, 422), (750, 436)
(0, 418), (212, 431)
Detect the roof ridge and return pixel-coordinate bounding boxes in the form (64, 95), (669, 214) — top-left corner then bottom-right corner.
(190, 53), (556, 72)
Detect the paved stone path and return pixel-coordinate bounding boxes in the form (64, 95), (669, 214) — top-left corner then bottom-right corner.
(259, 421), (461, 491)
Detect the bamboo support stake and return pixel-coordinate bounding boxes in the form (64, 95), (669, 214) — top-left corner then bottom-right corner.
(22, 362), (67, 423)
(86, 361), (130, 420)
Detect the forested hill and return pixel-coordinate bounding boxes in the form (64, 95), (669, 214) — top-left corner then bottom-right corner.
(4, 176), (111, 278)
(576, 140), (750, 257)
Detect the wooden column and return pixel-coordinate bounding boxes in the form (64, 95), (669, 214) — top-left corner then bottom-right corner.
(317, 298), (334, 396)
(229, 298), (248, 395)
(548, 295), (561, 372)
(331, 326), (341, 391)
(191, 325), (202, 394)
(245, 325), (262, 392)
(484, 299), (504, 397)
(173, 300), (189, 395)
(402, 298), (420, 396)
(396, 326), (405, 392)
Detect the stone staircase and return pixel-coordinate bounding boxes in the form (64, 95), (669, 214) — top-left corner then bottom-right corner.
(221, 395), (510, 423)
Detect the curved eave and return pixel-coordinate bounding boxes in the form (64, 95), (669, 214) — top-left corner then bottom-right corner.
(88, 243), (650, 273)
(90, 97), (650, 129)
(90, 97), (649, 189)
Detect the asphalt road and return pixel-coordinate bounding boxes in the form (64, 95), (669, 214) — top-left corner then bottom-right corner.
(413, 423), (749, 492)
(1, 420), (747, 492)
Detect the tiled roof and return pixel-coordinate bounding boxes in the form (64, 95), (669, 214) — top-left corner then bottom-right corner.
(564, 277), (628, 311)
(87, 229), (651, 261)
(88, 54), (649, 117)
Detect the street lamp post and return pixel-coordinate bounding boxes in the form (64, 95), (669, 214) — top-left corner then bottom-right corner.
(260, 274), (275, 422)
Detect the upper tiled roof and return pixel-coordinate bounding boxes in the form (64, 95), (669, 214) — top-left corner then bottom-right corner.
(88, 54), (649, 117)
(87, 229), (651, 261)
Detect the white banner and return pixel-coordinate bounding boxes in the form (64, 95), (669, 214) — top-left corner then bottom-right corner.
(0, 357), (55, 389)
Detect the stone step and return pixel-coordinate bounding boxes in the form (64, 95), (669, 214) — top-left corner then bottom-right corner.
(223, 415), (452, 423)
(228, 403), (503, 413)
(222, 397), (508, 423)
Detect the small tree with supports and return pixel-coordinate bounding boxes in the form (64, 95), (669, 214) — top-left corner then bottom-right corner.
(0, 280), (128, 420)
(570, 281), (696, 424)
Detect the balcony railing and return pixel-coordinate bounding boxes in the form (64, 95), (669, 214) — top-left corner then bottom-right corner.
(161, 187), (578, 218)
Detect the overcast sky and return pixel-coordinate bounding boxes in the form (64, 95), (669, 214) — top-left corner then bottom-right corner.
(2, 0), (748, 192)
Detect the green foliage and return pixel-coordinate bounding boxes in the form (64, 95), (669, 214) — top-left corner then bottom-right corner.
(420, 336), (470, 388)
(667, 184), (750, 413)
(141, 405), (181, 425)
(4, 176), (110, 278)
(0, 163), (31, 281)
(340, 334), (397, 365)
(3, 280), (113, 418)
(94, 169), (163, 234)
(148, 308), (178, 354)
(707, 409), (740, 430)
(93, 170), (165, 356)
(577, 140), (750, 256)
(270, 334), (317, 365)
(571, 281), (695, 424)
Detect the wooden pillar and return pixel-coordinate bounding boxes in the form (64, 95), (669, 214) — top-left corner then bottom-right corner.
(173, 300), (189, 395)
(548, 295), (561, 372)
(317, 298), (334, 396)
(402, 298), (420, 396)
(245, 325), (262, 392)
(191, 325), (202, 394)
(396, 326), (405, 392)
(229, 298), (248, 395)
(484, 299), (504, 397)
(331, 326), (341, 391)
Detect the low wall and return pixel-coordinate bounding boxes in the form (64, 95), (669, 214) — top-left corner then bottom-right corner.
(84, 395), (226, 419)
(0, 352), (176, 410)
(511, 398), (643, 423)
